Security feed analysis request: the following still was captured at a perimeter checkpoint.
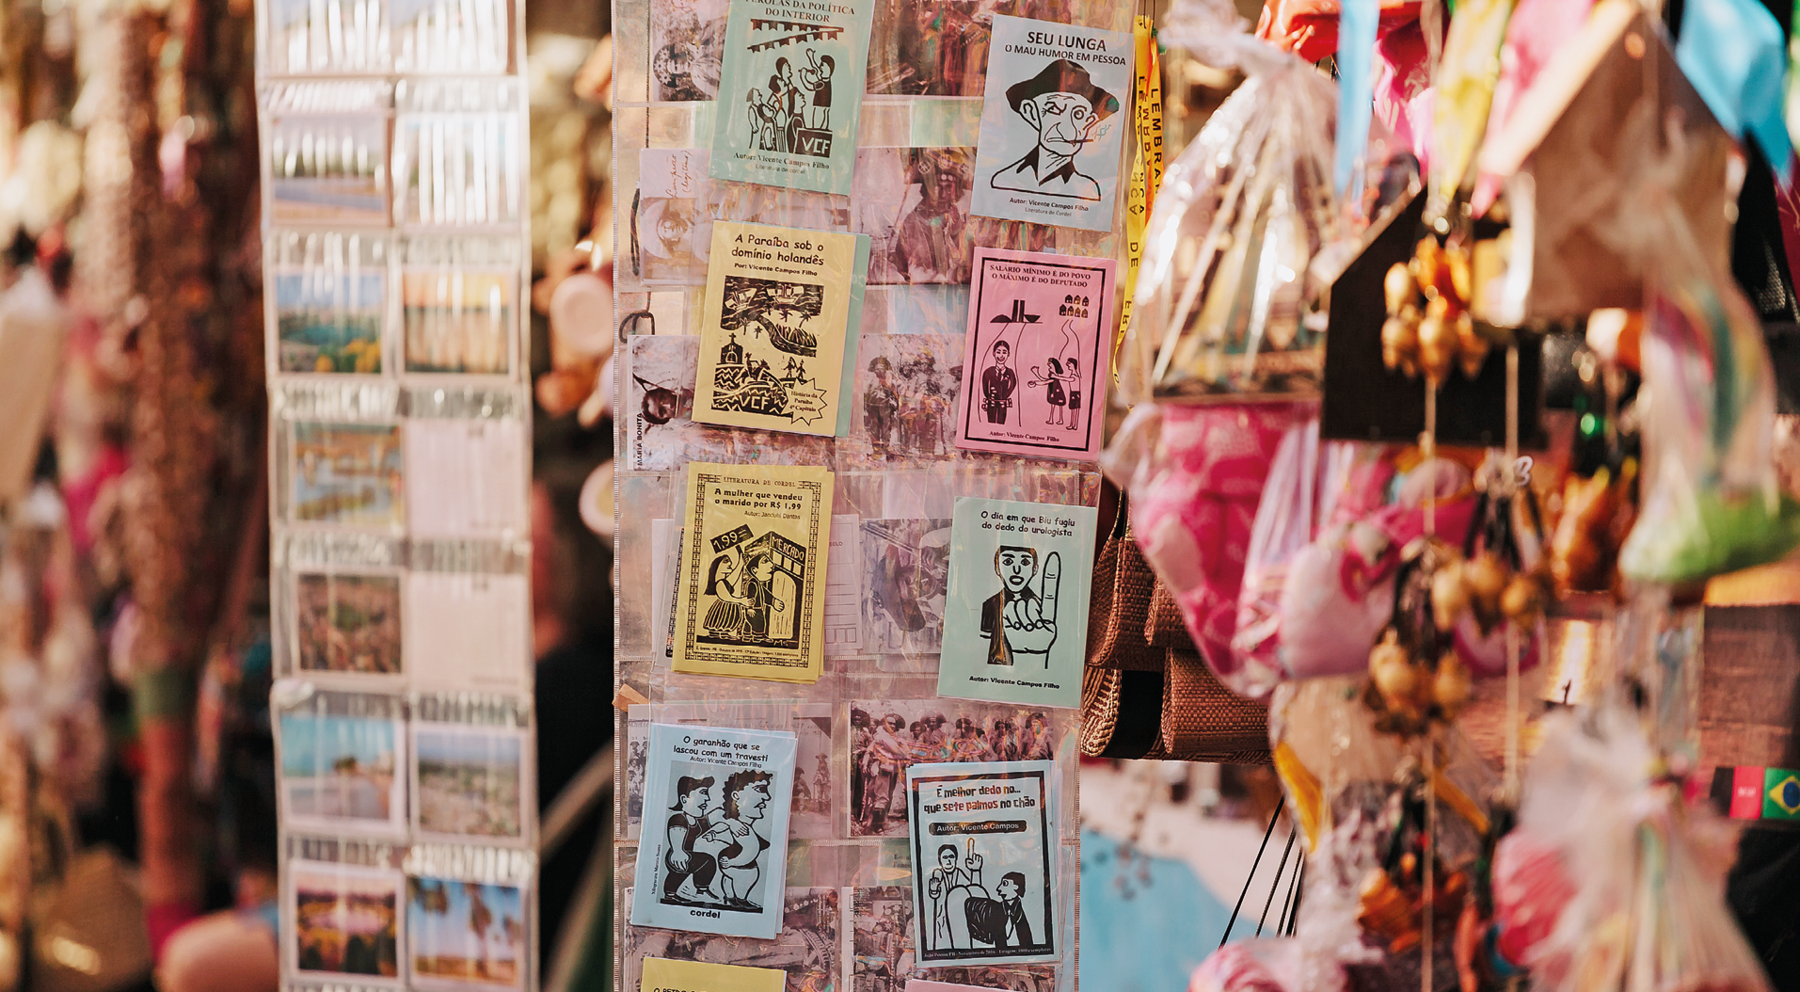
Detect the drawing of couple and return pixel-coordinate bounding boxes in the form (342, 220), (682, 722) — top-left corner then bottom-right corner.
(662, 769), (776, 910)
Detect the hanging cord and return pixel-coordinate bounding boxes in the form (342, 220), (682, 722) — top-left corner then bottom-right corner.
(1504, 342), (1522, 799)
(1286, 859), (1306, 936)
(1256, 827), (1300, 937)
(1274, 840), (1307, 936)
(1421, 736), (1438, 992)
(1219, 795), (1287, 948)
(1423, 384), (1439, 535)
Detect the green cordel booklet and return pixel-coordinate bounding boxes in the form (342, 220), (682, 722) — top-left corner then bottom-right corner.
(708, 0), (876, 195)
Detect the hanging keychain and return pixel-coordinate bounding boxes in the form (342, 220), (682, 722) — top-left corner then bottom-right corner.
(1380, 0), (1519, 390)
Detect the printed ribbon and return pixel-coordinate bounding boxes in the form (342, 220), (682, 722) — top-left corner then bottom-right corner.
(1117, 14), (1164, 383)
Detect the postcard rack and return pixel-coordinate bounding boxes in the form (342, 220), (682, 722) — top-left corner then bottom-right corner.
(253, 0), (538, 988)
(613, 0), (1142, 986)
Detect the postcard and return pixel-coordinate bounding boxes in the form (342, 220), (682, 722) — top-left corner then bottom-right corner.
(968, 15), (1132, 232)
(850, 335), (964, 462)
(907, 979), (1052, 992)
(398, 234), (519, 376)
(274, 269), (386, 375)
(637, 149), (716, 286)
(411, 725), (527, 842)
(851, 886), (1061, 992)
(838, 236), (873, 438)
(390, 0), (511, 73)
(936, 497), (1095, 710)
(708, 0), (876, 196)
(291, 421), (405, 529)
(822, 514), (865, 657)
(262, 0), (389, 75)
(859, 518), (952, 657)
(849, 702), (1058, 838)
(277, 691), (407, 835)
(392, 109), (523, 227)
(631, 722), (799, 939)
(400, 269), (515, 375)
(672, 462), (835, 682)
(954, 249), (1114, 461)
(289, 861), (404, 982)
(404, 418), (529, 537)
(864, 0), (989, 96)
(406, 876), (526, 989)
(625, 886), (839, 992)
(268, 112), (390, 225)
(906, 760), (1057, 966)
(403, 572), (530, 692)
(693, 222), (865, 438)
(643, 957), (787, 992)
(880, 285), (973, 338)
(851, 885), (920, 992)
(650, 0), (729, 101)
(854, 148), (976, 286)
(626, 702), (834, 841)
(294, 570), (403, 676)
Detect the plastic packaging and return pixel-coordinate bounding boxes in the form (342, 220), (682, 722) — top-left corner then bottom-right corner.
(1599, 111), (1800, 586)
(1519, 706), (1772, 992)
(1117, 0), (1416, 405)
(1230, 415), (1332, 694)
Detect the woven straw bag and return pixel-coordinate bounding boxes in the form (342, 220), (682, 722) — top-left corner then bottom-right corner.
(1082, 491), (1271, 763)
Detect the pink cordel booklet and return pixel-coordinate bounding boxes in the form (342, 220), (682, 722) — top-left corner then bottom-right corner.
(954, 247), (1116, 462)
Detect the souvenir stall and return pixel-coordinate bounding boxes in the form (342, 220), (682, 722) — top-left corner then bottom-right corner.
(612, 0), (1800, 983)
(1083, 0), (1800, 989)
(610, 0), (1155, 975)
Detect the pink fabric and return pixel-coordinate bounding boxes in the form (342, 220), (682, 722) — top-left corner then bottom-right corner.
(1130, 404), (1310, 689)
(1191, 943), (1292, 992)
(1277, 458), (1479, 680)
(1472, 0), (1600, 214)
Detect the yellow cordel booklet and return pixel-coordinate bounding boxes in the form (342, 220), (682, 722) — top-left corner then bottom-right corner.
(693, 221), (859, 438)
(672, 461), (835, 683)
(641, 957), (785, 992)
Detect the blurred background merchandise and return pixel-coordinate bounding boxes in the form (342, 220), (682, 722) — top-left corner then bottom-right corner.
(0, 0), (618, 985)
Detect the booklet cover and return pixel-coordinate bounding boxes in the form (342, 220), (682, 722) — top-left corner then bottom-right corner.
(954, 248), (1114, 461)
(905, 759), (1057, 966)
(630, 722), (799, 939)
(672, 461), (836, 682)
(968, 15), (1133, 232)
(936, 497), (1096, 709)
(693, 221), (868, 438)
(641, 957), (787, 992)
(708, 0), (877, 195)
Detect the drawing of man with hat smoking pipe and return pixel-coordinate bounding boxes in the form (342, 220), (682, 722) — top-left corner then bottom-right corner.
(990, 58), (1118, 202)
